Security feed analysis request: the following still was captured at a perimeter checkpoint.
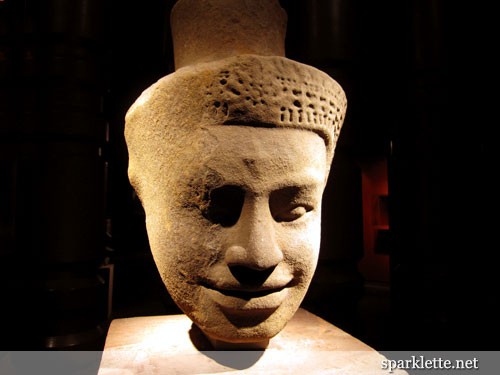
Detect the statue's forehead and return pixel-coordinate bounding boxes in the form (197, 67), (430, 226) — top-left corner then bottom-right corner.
(203, 125), (324, 150)
(194, 126), (327, 189)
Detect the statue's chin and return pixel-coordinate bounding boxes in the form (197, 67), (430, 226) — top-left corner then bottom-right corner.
(187, 319), (272, 351)
(189, 307), (290, 347)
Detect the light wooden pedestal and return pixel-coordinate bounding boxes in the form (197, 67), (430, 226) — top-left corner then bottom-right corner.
(98, 308), (405, 374)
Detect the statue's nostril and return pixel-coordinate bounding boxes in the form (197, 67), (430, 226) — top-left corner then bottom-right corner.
(228, 265), (275, 287)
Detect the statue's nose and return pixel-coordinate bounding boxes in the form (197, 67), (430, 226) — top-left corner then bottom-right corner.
(225, 196), (283, 273)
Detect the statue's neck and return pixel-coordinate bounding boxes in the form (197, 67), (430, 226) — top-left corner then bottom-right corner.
(189, 322), (270, 351)
(206, 335), (269, 351)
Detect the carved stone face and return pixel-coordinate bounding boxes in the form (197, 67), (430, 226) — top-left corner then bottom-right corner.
(141, 126), (327, 343)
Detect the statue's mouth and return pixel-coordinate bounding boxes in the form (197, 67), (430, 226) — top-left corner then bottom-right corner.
(200, 282), (288, 300)
(200, 280), (292, 312)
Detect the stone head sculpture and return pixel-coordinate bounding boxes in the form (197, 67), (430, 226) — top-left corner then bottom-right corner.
(125, 0), (347, 347)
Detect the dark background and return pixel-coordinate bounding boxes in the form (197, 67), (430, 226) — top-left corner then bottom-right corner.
(1, 0), (497, 351)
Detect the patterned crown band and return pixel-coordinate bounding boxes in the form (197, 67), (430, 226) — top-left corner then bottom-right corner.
(126, 54), (347, 164)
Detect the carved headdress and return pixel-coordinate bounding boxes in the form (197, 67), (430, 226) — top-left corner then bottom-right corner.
(126, 0), (347, 185)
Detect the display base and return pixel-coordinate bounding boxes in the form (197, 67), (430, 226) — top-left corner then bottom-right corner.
(98, 308), (405, 374)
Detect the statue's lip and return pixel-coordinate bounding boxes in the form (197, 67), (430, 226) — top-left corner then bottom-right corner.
(202, 282), (290, 311)
(200, 281), (291, 299)
(200, 281), (291, 300)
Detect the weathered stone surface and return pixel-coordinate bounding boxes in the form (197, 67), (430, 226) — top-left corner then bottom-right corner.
(126, 55), (346, 174)
(124, 0), (348, 345)
(171, 0), (287, 69)
(98, 309), (408, 374)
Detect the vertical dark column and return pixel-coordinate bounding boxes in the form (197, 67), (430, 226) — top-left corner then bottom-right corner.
(1, 0), (108, 349)
(393, 0), (446, 259)
(389, 0), (498, 348)
(104, 0), (179, 319)
(389, 0), (447, 348)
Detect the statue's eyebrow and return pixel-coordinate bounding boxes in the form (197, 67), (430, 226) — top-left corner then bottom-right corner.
(272, 172), (325, 190)
(272, 182), (323, 197)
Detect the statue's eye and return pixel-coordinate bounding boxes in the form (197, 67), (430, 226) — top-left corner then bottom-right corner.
(269, 186), (314, 223)
(275, 205), (310, 222)
(202, 185), (245, 227)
